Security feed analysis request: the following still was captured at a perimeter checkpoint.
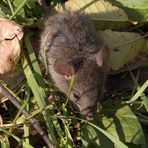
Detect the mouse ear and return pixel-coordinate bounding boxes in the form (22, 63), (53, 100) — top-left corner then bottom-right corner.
(54, 58), (75, 76)
(95, 48), (103, 67)
(95, 45), (110, 67)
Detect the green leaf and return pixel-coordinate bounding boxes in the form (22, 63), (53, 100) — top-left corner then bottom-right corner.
(81, 120), (128, 148)
(82, 124), (115, 148)
(114, 0), (148, 8)
(108, 0), (148, 22)
(102, 105), (145, 144)
(82, 105), (145, 147)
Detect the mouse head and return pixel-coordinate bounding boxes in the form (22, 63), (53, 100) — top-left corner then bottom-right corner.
(53, 45), (109, 120)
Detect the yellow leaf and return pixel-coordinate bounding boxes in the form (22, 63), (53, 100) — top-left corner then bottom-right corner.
(99, 30), (147, 70)
(56, 0), (130, 29)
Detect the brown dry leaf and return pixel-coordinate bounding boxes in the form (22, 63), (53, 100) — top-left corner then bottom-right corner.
(0, 18), (23, 74)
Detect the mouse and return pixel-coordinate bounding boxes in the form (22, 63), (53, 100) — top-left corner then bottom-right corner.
(38, 0), (110, 120)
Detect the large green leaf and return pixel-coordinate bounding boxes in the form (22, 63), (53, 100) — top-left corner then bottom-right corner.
(108, 0), (148, 22)
(102, 105), (145, 144)
(56, 0), (130, 30)
(98, 30), (148, 70)
(82, 105), (145, 147)
(82, 124), (119, 148)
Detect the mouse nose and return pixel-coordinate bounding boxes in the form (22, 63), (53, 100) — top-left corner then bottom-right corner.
(78, 105), (95, 120)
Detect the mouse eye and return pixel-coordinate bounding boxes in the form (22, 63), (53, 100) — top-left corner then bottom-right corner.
(73, 92), (80, 100)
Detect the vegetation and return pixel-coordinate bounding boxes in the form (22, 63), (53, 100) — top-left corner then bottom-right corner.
(0, 0), (148, 147)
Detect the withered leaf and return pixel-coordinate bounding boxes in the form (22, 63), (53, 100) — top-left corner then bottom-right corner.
(0, 18), (23, 74)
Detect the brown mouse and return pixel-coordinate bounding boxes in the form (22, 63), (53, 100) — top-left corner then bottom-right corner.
(38, 1), (109, 120)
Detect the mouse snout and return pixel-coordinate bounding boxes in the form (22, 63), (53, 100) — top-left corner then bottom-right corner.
(79, 105), (95, 120)
(70, 88), (98, 120)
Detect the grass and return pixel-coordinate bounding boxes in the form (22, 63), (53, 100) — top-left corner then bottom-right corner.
(0, 0), (148, 148)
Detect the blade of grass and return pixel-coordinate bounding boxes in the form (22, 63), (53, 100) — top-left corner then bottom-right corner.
(9, 0), (28, 20)
(141, 93), (148, 111)
(24, 103), (65, 141)
(6, 0), (14, 14)
(24, 33), (65, 144)
(56, 116), (128, 148)
(129, 70), (148, 111)
(24, 34), (45, 86)
(130, 80), (148, 106)
(63, 120), (75, 148)
(85, 121), (127, 148)
(64, 75), (75, 107)
(23, 88), (31, 146)
(1, 137), (10, 148)
(58, 75), (76, 147)
(0, 83), (55, 148)
(25, 34), (56, 139)
(0, 128), (33, 148)
(23, 114), (30, 146)
(21, 53), (56, 144)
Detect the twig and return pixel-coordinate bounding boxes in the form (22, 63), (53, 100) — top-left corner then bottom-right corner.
(0, 83), (56, 148)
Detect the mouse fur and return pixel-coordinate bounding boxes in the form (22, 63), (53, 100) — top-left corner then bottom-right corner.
(39, 11), (108, 119)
